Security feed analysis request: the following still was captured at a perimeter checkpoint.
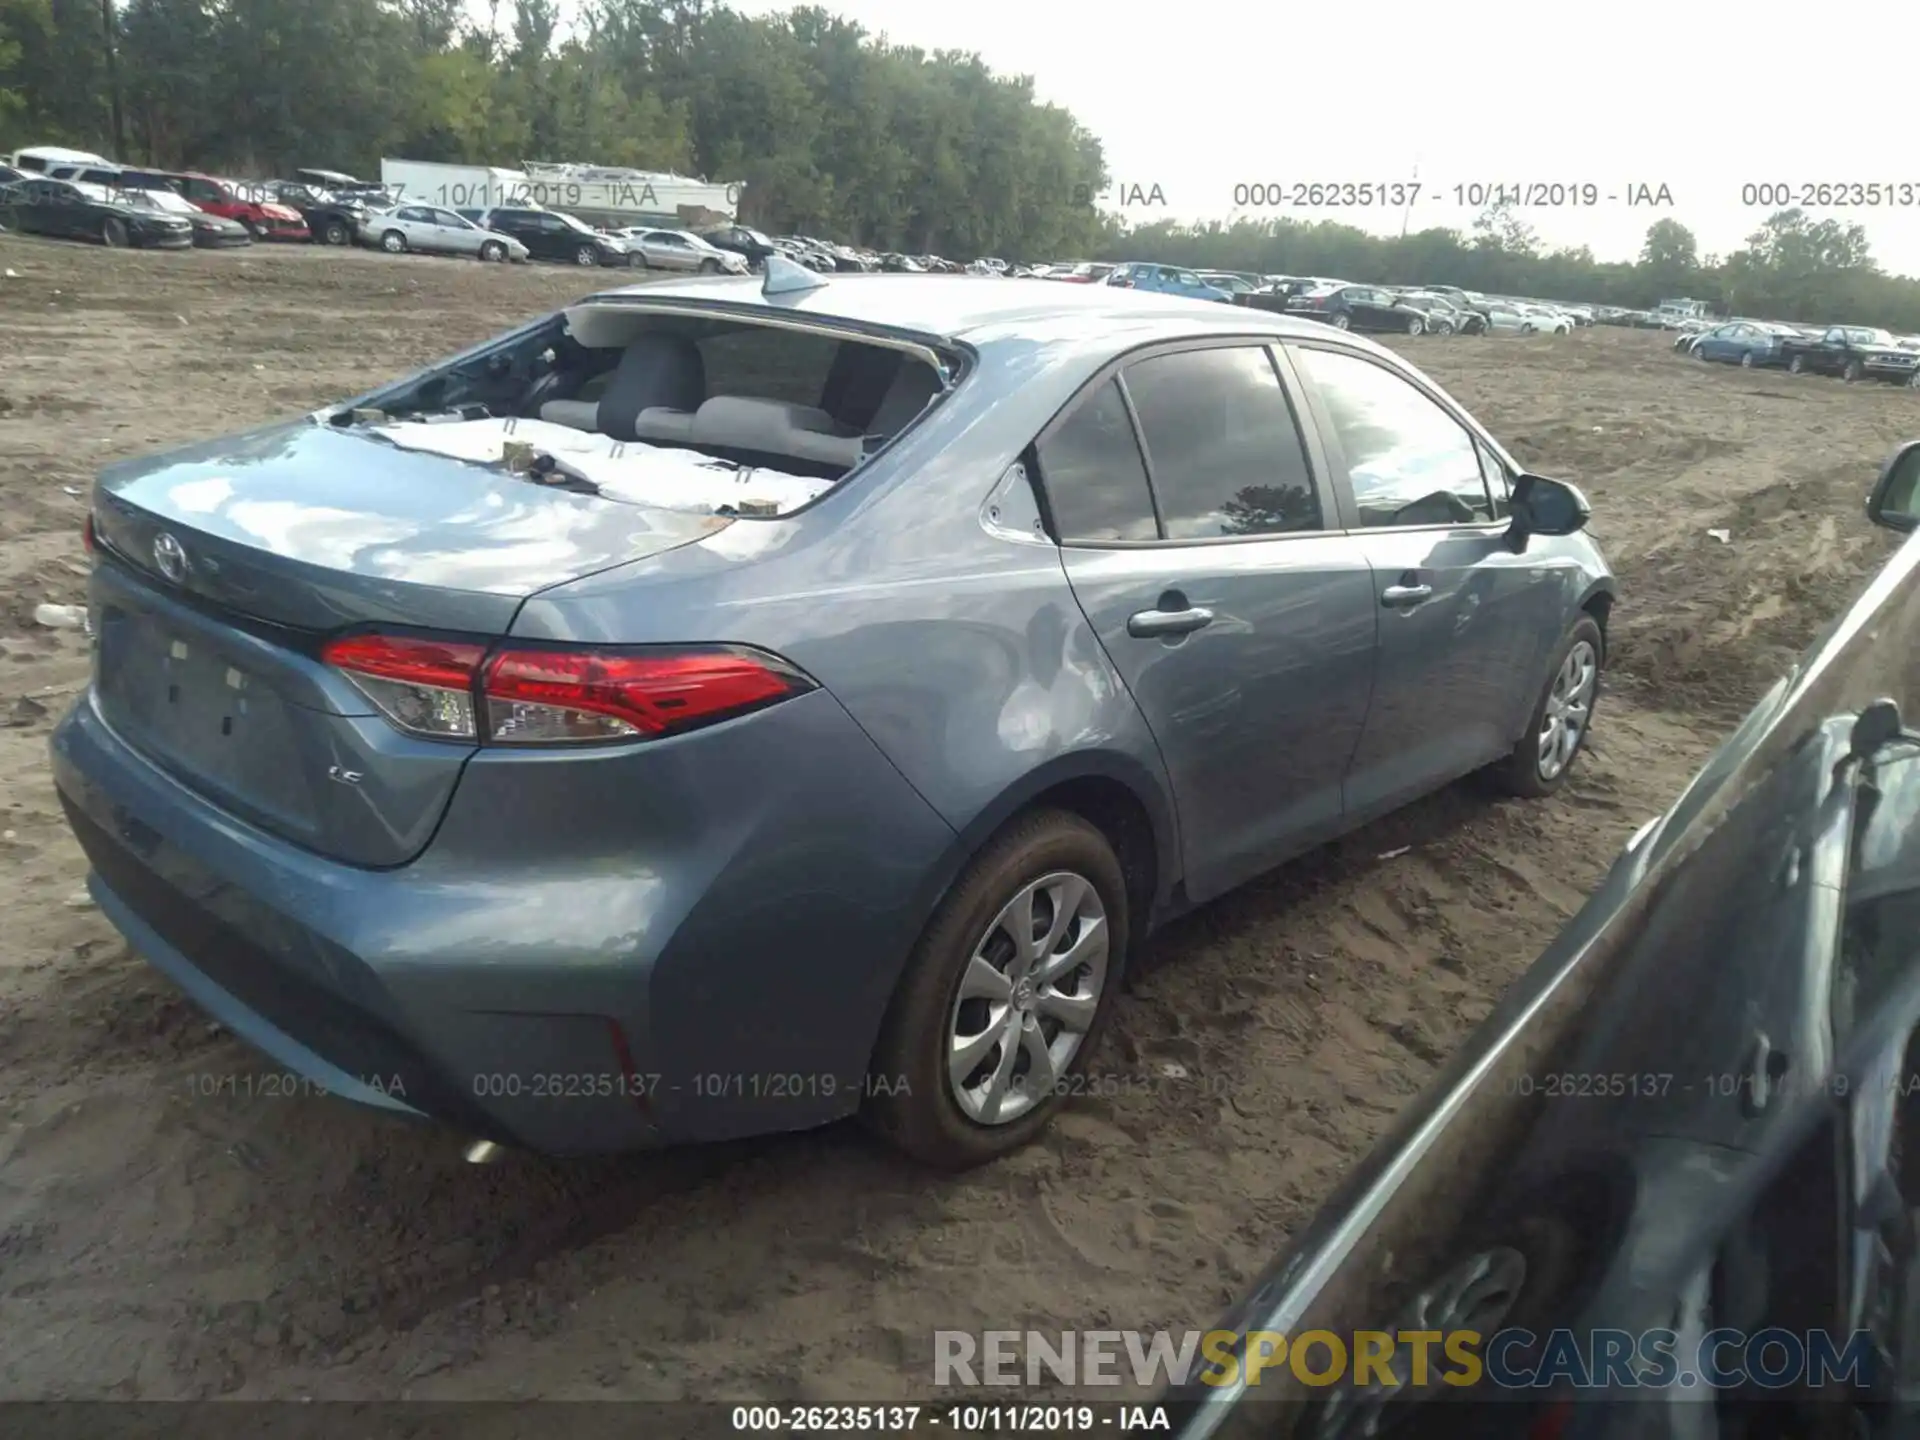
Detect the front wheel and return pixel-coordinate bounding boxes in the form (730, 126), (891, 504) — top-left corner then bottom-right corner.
(864, 810), (1130, 1170)
(1788, 355), (1806, 375)
(479, 239), (507, 262)
(322, 219), (350, 246)
(1844, 359), (1865, 382)
(1487, 616), (1603, 798)
(700, 258), (722, 274)
(101, 218), (128, 248)
(575, 244), (599, 267)
(380, 229), (407, 254)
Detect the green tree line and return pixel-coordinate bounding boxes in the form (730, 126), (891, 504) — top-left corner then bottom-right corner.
(1112, 208), (1920, 330)
(0, 0), (1116, 257)
(5, 0), (1919, 328)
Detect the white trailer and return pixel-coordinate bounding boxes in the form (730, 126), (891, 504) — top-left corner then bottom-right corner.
(378, 160), (528, 212)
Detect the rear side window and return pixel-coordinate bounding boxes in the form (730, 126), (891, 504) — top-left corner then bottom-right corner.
(1035, 379), (1158, 542)
(1121, 346), (1322, 539)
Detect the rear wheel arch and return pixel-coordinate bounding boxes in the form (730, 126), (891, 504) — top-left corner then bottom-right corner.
(915, 756), (1178, 969)
(1580, 588), (1614, 662)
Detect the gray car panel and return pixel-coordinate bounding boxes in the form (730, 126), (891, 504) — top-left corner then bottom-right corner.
(53, 275), (1617, 1152)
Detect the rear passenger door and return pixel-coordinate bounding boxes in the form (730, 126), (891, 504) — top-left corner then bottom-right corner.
(1288, 341), (1557, 821)
(1035, 342), (1378, 903)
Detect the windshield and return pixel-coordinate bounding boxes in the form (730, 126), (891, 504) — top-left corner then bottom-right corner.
(1852, 328), (1897, 346)
(128, 187), (195, 215)
(555, 212), (595, 234)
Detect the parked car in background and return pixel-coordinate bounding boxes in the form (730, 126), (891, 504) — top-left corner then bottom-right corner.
(0, 177), (194, 249)
(165, 173), (309, 241)
(1197, 272), (1259, 297)
(879, 253), (926, 272)
(124, 186), (251, 248)
(1397, 291), (1488, 335)
(262, 180), (367, 247)
(292, 167), (393, 205)
(614, 227), (748, 274)
(1169, 444), (1920, 1440)
(53, 274), (1610, 1170)
(363, 204), (525, 262)
(1687, 319), (1799, 368)
(6, 145), (113, 174)
(1105, 262), (1234, 302)
(700, 224), (778, 270)
(1514, 302), (1575, 335)
(476, 206), (623, 266)
(773, 236), (838, 272)
(1780, 325), (1920, 384)
(1282, 282), (1437, 334)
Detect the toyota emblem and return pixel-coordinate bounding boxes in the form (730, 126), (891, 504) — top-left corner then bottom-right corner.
(152, 532), (188, 583)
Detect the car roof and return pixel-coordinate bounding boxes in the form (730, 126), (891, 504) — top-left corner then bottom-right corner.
(579, 273), (1348, 347)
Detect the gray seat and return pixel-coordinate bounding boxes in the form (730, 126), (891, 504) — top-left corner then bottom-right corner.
(686, 397), (865, 469)
(541, 333), (706, 438)
(866, 361), (941, 440)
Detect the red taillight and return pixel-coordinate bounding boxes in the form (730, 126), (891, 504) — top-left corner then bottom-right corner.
(320, 633), (813, 747)
(82, 513), (95, 553)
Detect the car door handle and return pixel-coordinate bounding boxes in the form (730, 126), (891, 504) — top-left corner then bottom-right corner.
(1381, 584), (1433, 608)
(1128, 606), (1214, 638)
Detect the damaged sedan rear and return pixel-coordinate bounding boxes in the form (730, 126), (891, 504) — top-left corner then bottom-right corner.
(52, 265), (1613, 1168)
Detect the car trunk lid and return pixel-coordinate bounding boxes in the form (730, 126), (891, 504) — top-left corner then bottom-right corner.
(87, 418), (727, 867)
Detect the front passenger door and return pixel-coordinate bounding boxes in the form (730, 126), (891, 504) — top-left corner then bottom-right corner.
(1038, 344), (1378, 901)
(1290, 341), (1562, 820)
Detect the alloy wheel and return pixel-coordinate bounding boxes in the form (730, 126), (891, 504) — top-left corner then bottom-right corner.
(1538, 640), (1598, 781)
(945, 871), (1108, 1126)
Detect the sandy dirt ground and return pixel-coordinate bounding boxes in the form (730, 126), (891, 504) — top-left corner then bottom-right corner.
(1, 239), (1916, 1406)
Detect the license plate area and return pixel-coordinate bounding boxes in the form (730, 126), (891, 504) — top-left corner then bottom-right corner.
(95, 600), (320, 827)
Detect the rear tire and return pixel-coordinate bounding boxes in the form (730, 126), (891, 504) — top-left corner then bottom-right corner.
(1405, 314), (1425, 336)
(1741, 352), (1755, 368)
(1331, 312), (1352, 330)
(1488, 616), (1604, 799)
(864, 810), (1131, 1170)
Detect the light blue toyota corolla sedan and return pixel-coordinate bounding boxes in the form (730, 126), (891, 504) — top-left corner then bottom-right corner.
(52, 262), (1615, 1168)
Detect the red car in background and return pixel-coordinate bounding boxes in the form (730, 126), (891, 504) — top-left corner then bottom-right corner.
(169, 172), (309, 240)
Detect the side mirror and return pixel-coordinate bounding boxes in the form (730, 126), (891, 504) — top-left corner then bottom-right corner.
(1505, 473), (1591, 552)
(1867, 440), (1920, 534)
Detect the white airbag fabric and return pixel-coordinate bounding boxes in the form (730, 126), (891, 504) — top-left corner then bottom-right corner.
(370, 417), (835, 515)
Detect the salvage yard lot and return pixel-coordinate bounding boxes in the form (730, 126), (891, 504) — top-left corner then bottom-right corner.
(0, 238), (1914, 1401)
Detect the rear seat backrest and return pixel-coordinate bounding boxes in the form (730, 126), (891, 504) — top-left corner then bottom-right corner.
(596, 332), (707, 441)
(866, 361), (942, 440)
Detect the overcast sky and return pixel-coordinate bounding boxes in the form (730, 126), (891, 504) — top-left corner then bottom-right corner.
(578, 0), (1920, 273)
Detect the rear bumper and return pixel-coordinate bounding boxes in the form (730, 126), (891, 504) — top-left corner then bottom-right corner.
(51, 683), (958, 1155)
